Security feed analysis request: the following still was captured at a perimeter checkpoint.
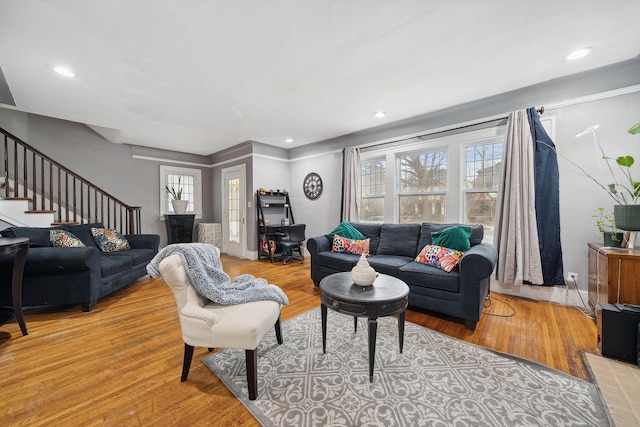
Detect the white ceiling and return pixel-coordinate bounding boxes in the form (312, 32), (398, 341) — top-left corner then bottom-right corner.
(0, 0), (639, 156)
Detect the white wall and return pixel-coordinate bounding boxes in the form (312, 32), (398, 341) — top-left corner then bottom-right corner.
(289, 150), (344, 247)
(493, 92), (640, 304)
(252, 156), (290, 194)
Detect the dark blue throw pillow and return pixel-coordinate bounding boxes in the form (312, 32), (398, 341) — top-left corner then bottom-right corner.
(376, 224), (421, 257)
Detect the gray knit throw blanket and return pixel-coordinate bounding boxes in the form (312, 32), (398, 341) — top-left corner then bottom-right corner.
(147, 243), (288, 305)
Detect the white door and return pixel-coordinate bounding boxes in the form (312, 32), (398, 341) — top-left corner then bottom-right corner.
(221, 165), (246, 258)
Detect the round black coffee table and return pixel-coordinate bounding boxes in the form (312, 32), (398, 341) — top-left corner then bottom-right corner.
(319, 271), (409, 382)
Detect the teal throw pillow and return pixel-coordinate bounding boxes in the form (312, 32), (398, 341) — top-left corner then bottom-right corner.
(325, 221), (365, 241)
(431, 225), (472, 252)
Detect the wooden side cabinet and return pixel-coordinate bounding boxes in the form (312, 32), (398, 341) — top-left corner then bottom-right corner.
(588, 243), (640, 318)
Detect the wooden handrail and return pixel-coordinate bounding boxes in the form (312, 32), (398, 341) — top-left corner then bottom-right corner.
(1, 127), (142, 234)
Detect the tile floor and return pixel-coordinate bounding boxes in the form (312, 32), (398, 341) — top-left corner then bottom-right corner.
(585, 352), (640, 427)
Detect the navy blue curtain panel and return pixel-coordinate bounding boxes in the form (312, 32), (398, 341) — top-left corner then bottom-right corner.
(527, 107), (565, 285)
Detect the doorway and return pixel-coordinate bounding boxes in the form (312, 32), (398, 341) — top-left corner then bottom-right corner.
(221, 164), (246, 258)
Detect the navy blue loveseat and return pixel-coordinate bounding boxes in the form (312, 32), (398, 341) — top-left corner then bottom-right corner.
(307, 222), (498, 330)
(0, 223), (160, 311)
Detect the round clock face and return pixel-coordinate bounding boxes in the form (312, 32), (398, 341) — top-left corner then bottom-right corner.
(303, 172), (323, 200)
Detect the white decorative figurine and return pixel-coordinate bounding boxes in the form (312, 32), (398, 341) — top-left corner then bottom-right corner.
(351, 254), (376, 287)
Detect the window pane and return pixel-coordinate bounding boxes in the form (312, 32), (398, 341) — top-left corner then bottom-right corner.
(465, 143), (502, 190)
(399, 151), (447, 193)
(465, 192), (496, 240)
(167, 173), (195, 213)
(361, 159), (386, 197)
(464, 140), (502, 241)
(228, 178), (240, 243)
(360, 197), (384, 222)
(399, 194), (446, 224)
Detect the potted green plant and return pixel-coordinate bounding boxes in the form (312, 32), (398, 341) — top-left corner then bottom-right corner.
(166, 177), (188, 214)
(593, 207), (624, 247)
(571, 122), (640, 206)
(610, 122), (640, 235)
(549, 121), (640, 246)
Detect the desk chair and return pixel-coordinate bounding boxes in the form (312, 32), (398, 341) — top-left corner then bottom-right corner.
(277, 223), (306, 265)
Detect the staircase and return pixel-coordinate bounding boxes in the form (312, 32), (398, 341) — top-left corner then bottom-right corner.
(1, 127), (141, 234)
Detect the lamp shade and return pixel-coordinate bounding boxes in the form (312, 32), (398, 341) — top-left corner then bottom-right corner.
(614, 205), (640, 231)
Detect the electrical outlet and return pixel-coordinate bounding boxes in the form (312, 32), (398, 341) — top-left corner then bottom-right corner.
(567, 272), (578, 283)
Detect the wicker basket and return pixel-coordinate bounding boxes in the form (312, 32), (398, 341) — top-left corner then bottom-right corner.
(614, 204), (640, 231)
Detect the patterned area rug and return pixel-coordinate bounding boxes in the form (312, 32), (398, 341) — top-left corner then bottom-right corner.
(203, 308), (612, 426)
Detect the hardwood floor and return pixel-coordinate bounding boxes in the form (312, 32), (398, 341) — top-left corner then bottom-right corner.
(0, 255), (599, 426)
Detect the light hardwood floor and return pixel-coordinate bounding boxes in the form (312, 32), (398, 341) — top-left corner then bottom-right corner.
(0, 255), (599, 426)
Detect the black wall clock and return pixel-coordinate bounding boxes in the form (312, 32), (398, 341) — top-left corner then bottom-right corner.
(303, 172), (323, 200)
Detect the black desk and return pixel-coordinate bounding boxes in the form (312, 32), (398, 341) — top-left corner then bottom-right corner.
(319, 272), (409, 382)
(0, 237), (29, 335)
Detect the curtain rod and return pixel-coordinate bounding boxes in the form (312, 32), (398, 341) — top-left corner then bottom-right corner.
(359, 83), (639, 152)
(359, 115), (509, 151)
(359, 107), (546, 151)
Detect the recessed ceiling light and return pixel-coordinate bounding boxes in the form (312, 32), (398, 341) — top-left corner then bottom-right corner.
(373, 111), (386, 118)
(564, 48), (592, 61)
(284, 138), (294, 143)
(53, 66), (76, 77)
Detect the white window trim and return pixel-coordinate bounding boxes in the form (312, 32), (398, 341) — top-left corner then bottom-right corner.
(159, 165), (203, 219)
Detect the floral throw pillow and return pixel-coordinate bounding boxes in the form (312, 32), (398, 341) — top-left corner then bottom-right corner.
(415, 245), (464, 272)
(91, 227), (130, 252)
(332, 235), (370, 256)
(50, 230), (86, 248)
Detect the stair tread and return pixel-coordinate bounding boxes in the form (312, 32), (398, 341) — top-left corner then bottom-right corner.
(51, 221), (80, 226)
(25, 210), (56, 214)
(1, 197), (31, 201)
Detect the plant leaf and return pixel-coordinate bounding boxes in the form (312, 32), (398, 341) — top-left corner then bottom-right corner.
(616, 156), (634, 168)
(628, 122), (640, 135)
(608, 183), (618, 194)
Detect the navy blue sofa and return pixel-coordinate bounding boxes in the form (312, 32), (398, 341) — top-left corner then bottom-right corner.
(0, 223), (160, 311)
(307, 222), (498, 330)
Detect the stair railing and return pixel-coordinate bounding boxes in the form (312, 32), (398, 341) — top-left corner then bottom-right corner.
(1, 127), (141, 234)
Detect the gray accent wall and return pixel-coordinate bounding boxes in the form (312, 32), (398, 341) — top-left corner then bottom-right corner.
(289, 150), (343, 251)
(0, 65), (15, 106)
(0, 109), (213, 247)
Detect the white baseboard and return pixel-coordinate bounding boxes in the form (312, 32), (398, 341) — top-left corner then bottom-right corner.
(491, 278), (590, 308)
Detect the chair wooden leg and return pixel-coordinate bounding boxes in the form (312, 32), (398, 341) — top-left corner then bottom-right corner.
(245, 349), (258, 400)
(274, 316), (283, 344)
(181, 343), (194, 382)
